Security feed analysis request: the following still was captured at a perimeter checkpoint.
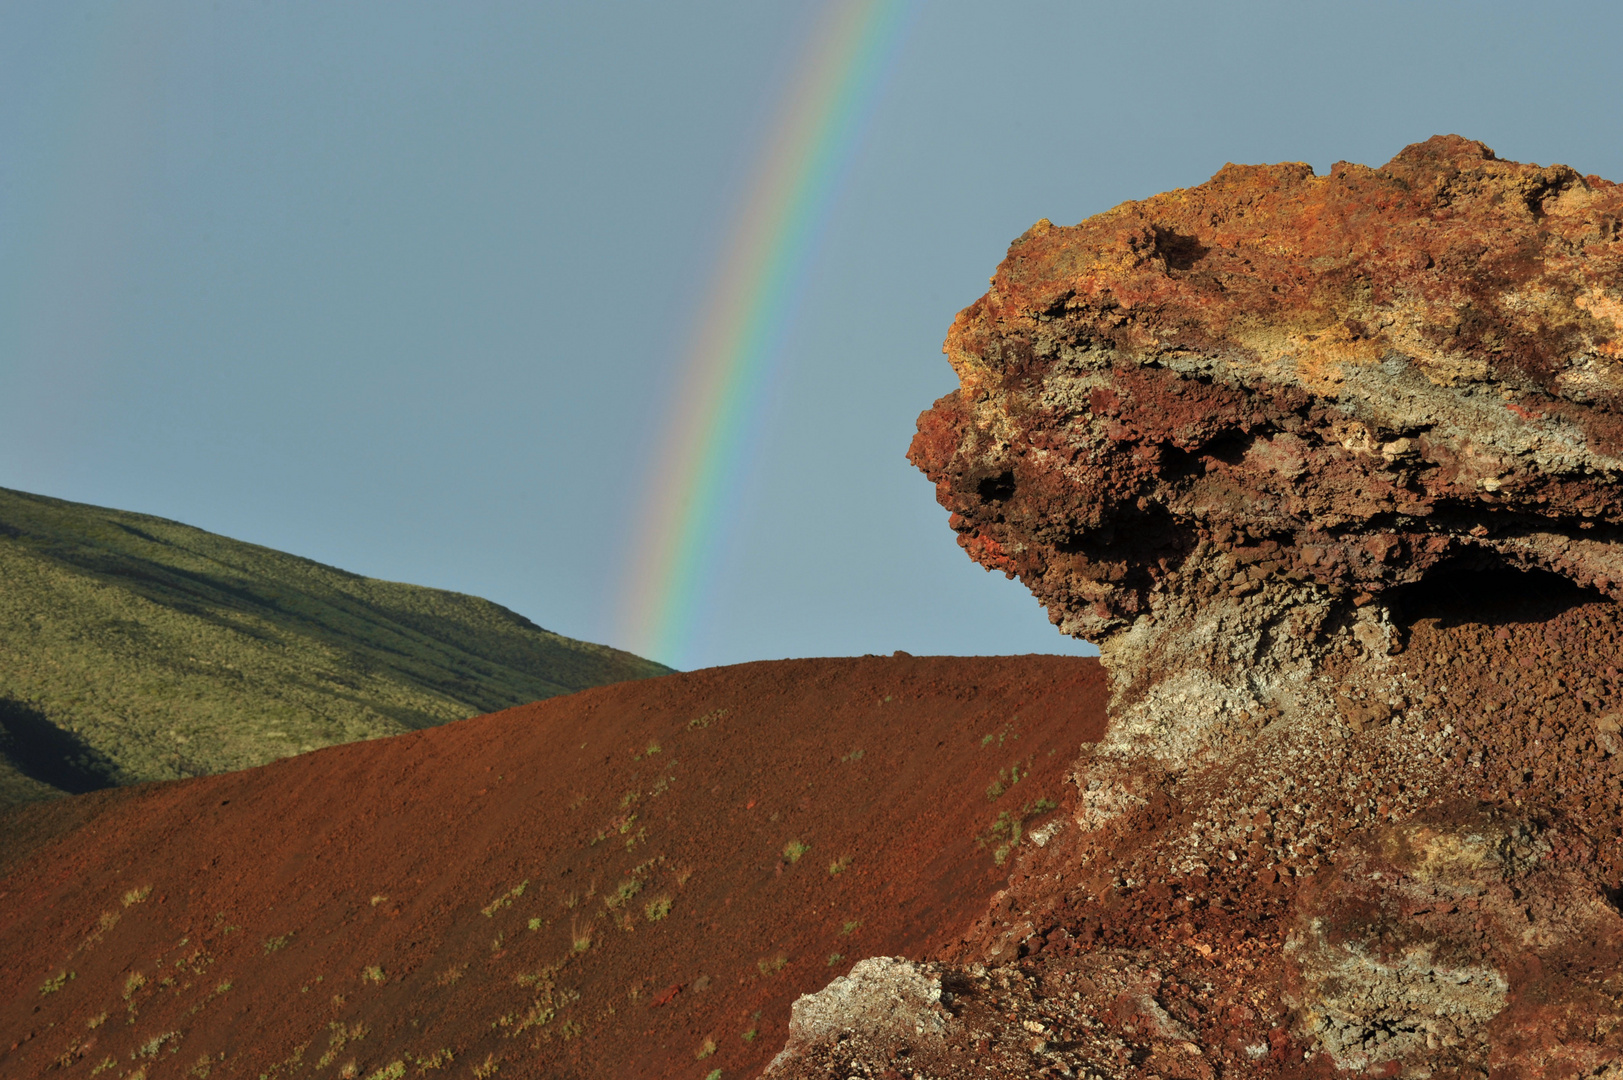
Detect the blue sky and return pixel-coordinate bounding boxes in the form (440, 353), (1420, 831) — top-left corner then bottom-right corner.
(4, 1), (1622, 669)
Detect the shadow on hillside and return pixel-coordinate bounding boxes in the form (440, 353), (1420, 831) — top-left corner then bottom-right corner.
(0, 699), (118, 795)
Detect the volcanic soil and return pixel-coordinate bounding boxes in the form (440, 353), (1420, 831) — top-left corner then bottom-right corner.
(0, 654), (1105, 1080)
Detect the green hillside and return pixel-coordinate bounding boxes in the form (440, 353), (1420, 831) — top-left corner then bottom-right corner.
(0, 487), (670, 804)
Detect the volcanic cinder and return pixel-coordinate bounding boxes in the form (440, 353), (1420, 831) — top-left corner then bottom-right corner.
(0, 656), (1106, 1080)
(767, 137), (1623, 1077)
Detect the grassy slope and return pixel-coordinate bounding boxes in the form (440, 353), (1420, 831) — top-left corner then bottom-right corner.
(0, 487), (670, 802)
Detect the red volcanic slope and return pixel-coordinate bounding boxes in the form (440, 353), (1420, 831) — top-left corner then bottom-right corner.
(0, 655), (1105, 1080)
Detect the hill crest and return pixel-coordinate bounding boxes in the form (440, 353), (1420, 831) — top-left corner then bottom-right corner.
(0, 486), (668, 802)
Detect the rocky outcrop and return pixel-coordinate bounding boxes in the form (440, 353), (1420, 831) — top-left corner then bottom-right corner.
(851, 137), (1623, 1077)
(911, 134), (1623, 733)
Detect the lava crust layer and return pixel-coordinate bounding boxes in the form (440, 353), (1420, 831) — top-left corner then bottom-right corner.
(773, 137), (1623, 1078)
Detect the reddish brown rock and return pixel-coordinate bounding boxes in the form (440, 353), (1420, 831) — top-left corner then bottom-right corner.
(780, 138), (1623, 1078)
(910, 135), (1623, 714)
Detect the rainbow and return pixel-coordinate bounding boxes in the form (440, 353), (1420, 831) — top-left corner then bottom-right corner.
(619, 0), (919, 668)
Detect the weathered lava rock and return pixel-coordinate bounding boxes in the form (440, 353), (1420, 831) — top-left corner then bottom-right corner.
(911, 134), (1623, 730)
(764, 957), (952, 1075)
(778, 137), (1623, 1078)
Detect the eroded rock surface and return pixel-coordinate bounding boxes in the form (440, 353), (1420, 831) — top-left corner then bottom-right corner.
(764, 957), (951, 1075)
(910, 134), (1623, 741)
(775, 138), (1623, 1078)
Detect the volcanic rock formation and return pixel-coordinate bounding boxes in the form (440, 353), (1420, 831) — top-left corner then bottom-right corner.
(796, 136), (1623, 1076)
(911, 134), (1623, 744)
